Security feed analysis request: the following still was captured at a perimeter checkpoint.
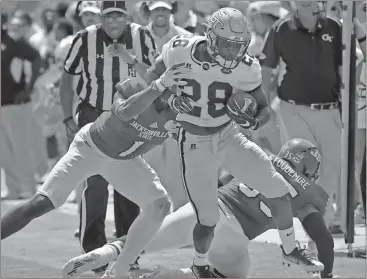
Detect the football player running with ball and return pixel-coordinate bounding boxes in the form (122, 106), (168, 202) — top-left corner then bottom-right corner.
(117, 7), (324, 277)
(64, 139), (334, 278)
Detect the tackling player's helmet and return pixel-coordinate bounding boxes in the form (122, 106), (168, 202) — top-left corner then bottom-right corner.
(278, 138), (321, 182)
(204, 8), (251, 70)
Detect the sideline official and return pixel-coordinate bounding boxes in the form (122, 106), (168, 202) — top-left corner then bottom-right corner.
(261, 1), (342, 235)
(60, 1), (157, 270)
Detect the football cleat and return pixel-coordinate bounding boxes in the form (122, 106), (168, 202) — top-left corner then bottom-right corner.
(191, 262), (212, 278)
(281, 242), (324, 273)
(63, 251), (109, 277)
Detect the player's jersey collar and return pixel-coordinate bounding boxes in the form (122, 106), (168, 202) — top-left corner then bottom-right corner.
(190, 37), (218, 67)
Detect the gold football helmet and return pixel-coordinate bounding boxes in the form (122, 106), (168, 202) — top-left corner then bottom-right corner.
(204, 7), (252, 69)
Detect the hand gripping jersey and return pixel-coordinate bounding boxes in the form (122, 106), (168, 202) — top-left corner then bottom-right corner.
(217, 152), (329, 240)
(160, 34), (262, 128)
(89, 104), (176, 160)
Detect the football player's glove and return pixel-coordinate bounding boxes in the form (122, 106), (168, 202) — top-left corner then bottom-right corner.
(226, 100), (259, 130)
(167, 94), (193, 114)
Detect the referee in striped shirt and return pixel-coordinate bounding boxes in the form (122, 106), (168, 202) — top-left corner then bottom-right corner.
(60, 1), (157, 271)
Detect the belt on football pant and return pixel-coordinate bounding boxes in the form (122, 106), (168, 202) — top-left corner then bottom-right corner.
(282, 99), (340, 110)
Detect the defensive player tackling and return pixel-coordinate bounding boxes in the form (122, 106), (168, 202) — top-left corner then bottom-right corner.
(0, 68), (189, 278)
(115, 7), (324, 276)
(63, 139), (335, 278)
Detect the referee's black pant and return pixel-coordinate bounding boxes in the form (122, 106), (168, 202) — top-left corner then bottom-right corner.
(76, 101), (140, 253)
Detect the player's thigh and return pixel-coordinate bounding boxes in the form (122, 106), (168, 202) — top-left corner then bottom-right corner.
(278, 101), (317, 145)
(209, 223), (250, 278)
(145, 202), (196, 253)
(178, 132), (220, 225)
(144, 140), (188, 211)
(223, 133), (288, 198)
(102, 156), (167, 208)
(37, 135), (102, 208)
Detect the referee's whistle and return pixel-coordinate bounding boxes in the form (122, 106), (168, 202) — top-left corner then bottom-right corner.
(113, 39), (118, 51)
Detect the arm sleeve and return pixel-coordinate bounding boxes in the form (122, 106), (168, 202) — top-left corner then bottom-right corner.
(63, 32), (84, 75)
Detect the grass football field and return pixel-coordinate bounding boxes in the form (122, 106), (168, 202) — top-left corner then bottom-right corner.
(1, 200), (366, 278)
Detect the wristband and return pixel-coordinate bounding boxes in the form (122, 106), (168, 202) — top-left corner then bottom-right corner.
(358, 35), (366, 44)
(154, 80), (167, 93)
(63, 116), (74, 124)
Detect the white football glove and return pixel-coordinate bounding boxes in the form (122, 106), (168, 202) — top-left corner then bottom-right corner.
(155, 63), (191, 92)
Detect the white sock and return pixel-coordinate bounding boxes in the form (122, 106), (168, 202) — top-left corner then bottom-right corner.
(194, 252), (208, 266)
(97, 242), (122, 263)
(113, 200), (167, 277)
(278, 227), (296, 254)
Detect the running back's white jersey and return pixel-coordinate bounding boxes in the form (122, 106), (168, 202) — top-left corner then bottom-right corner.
(161, 34), (262, 128)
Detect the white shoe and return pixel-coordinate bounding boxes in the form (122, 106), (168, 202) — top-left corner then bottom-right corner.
(62, 251), (105, 277)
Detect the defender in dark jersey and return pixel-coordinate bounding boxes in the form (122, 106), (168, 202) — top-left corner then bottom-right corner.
(63, 139), (335, 278)
(0, 66), (189, 277)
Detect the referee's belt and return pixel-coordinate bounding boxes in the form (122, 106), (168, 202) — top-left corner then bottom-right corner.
(282, 99), (340, 110)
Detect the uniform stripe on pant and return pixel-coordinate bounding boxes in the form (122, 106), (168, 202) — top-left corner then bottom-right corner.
(79, 180), (88, 253)
(177, 128), (200, 223)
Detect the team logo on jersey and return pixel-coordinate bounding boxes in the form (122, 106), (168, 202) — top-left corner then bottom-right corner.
(202, 63), (210, 70)
(221, 68), (232, 74)
(128, 65), (136, 77)
(321, 34), (333, 43)
(149, 122), (158, 128)
(96, 54), (104, 59)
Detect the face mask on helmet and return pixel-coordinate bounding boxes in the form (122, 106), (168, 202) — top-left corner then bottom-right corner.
(205, 8), (251, 70)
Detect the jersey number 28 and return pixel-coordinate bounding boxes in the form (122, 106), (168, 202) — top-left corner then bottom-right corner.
(179, 80), (232, 119)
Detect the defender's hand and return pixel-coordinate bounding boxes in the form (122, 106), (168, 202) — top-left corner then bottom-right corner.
(168, 95), (193, 114)
(154, 63), (190, 92)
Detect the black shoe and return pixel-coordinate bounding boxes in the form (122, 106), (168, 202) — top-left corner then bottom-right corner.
(92, 263), (108, 274)
(281, 242), (324, 273)
(191, 263), (212, 278)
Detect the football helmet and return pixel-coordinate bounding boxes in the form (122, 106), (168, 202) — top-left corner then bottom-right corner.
(278, 138), (321, 182)
(204, 7), (252, 69)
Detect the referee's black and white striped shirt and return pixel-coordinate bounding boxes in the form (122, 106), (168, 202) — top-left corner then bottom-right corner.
(64, 22), (157, 110)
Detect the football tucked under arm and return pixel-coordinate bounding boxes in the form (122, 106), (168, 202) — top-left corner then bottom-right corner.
(226, 86), (273, 130)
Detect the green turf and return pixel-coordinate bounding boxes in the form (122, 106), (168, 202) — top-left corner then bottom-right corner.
(1, 202), (365, 278)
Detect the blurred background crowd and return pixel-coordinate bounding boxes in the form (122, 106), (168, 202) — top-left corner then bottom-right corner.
(0, 0), (366, 238)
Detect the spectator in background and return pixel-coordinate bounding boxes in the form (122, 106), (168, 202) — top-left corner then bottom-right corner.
(1, 12), (42, 200)
(261, 0), (343, 246)
(56, 2), (70, 19)
(142, 1), (191, 52)
(171, 0), (198, 34)
(130, 1), (150, 26)
(78, 0), (101, 28)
